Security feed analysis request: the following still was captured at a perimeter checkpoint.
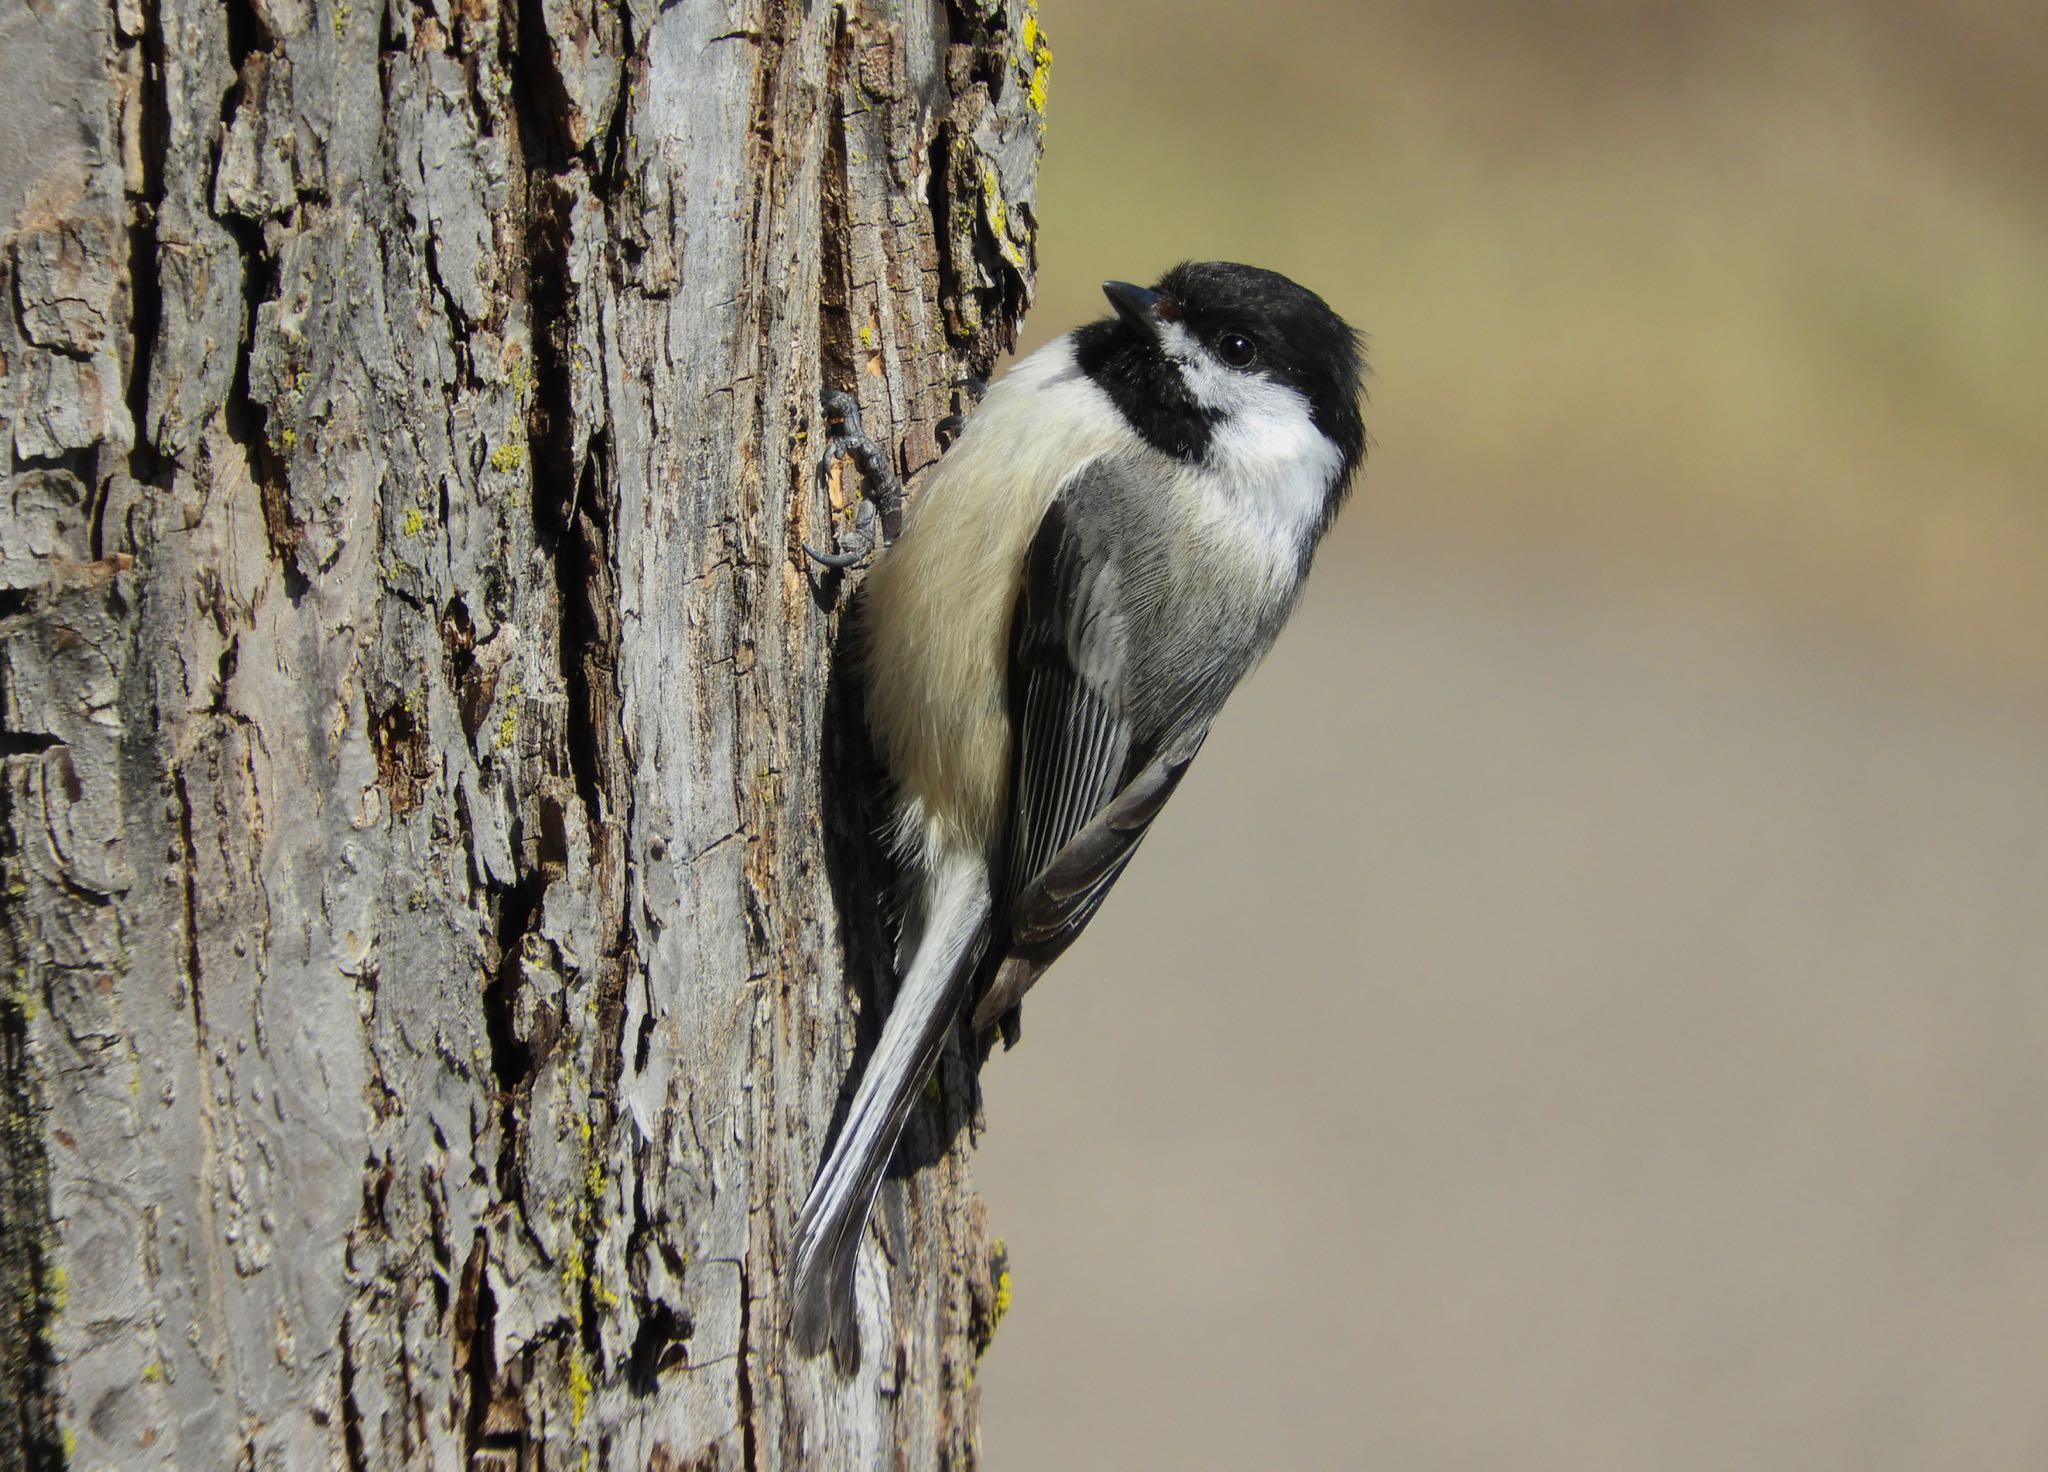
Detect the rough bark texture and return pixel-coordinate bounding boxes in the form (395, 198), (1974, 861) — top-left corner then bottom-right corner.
(0, 0), (1048, 1463)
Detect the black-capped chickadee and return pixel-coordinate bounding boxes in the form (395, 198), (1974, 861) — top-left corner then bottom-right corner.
(793, 262), (1367, 1365)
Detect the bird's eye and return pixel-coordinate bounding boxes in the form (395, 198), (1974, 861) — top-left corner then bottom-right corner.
(1215, 332), (1257, 368)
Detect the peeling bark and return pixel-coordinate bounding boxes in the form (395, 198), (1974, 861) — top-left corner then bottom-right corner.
(0, 0), (1047, 1464)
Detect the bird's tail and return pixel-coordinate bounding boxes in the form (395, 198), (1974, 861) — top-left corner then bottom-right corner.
(790, 853), (990, 1368)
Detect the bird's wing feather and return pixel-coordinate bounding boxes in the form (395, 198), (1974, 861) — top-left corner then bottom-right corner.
(974, 728), (1204, 1033)
(975, 474), (1210, 1032)
(1001, 493), (1133, 892)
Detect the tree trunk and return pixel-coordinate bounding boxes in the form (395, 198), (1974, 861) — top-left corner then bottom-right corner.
(0, 0), (1047, 1462)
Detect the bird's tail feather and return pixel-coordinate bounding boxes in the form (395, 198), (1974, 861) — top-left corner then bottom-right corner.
(790, 854), (990, 1368)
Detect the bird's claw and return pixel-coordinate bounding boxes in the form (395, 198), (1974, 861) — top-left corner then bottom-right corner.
(803, 497), (880, 569)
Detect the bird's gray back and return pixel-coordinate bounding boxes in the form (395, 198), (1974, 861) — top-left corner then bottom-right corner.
(1061, 451), (1308, 751)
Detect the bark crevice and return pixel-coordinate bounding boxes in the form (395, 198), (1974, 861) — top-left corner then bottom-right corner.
(122, 0), (170, 487)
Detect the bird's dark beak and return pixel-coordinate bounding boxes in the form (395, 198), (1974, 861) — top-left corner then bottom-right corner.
(1102, 280), (1162, 337)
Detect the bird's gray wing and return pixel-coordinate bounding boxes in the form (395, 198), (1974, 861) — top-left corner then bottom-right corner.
(973, 477), (1209, 1033)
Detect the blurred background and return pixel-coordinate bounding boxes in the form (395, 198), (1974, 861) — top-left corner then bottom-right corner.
(971, 2), (2048, 1467)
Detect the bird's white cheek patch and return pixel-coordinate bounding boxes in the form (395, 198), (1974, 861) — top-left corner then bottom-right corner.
(1157, 321), (1237, 414)
(1158, 323), (1320, 456)
(1153, 322), (1339, 551)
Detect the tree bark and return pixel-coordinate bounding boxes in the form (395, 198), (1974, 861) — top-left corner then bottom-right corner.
(0, 0), (1047, 1463)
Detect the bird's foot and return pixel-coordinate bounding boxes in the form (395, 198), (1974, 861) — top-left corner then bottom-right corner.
(805, 390), (903, 571)
(933, 376), (988, 448)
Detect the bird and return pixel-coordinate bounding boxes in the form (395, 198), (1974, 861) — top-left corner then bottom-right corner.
(791, 261), (1367, 1366)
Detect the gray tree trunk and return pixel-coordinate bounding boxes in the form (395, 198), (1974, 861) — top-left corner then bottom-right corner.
(0, 0), (1047, 1463)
